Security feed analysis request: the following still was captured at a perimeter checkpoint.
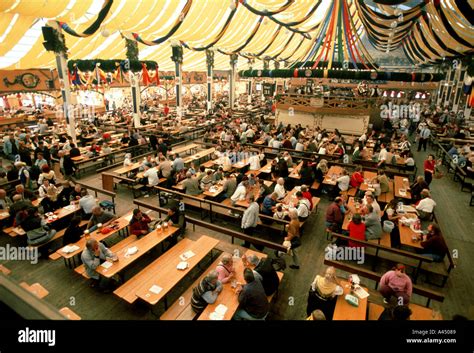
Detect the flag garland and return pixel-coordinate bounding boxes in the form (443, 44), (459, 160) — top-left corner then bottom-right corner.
(122, 0), (193, 46)
(58, 0), (114, 37)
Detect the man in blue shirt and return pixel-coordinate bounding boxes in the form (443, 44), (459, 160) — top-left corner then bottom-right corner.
(233, 268), (269, 320)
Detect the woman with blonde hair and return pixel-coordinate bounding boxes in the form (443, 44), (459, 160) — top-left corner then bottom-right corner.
(306, 266), (341, 320)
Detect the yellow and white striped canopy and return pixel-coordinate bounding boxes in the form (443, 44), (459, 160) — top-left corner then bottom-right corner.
(0, 0), (339, 71)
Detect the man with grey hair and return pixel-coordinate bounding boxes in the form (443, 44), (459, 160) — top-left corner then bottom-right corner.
(0, 189), (12, 210)
(86, 206), (116, 231)
(182, 171), (201, 196)
(241, 195), (261, 249)
(245, 254), (280, 296)
(191, 270), (223, 313)
(81, 238), (117, 291)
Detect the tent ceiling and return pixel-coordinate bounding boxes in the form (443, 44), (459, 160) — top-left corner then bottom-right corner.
(0, 0), (334, 71)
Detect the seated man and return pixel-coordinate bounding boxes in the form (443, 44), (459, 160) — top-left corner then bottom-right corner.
(14, 184), (36, 202)
(78, 189), (97, 217)
(191, 270), (223, 314)
(295, 191), (311, 222)
(163, 204), (186, 246)
(245, 254), (280, 296)
(142, 164), (159, 186)
(415, 189), (436, 220)
(81, 238), (117, 292)
(233, 268), (270, 320)
(182, 172), (202, 195)
(129, 208), (152, 237)
(87, 206), (116, 232)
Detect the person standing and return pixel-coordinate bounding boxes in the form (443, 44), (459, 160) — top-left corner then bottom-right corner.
(417, 125), (431, 152)
(423, 154), (436, 186)
(241, 195), (260, 249)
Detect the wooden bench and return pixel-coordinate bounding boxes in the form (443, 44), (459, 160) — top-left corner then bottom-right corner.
(341, 188), (357, 197)
(59, 307), (81, 320)
(0, 264), (11, 275)
(311, 197), (320, 213)
(311, 180), (320, 192)
(368, 232), (391, 248)
(19, 282), (49, 299)
(324, 259), (445, 307)
(377, 182), (395, 204)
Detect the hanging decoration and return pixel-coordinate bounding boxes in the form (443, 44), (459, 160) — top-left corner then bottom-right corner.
(356, 0), (473, 65)
(238, 68), (443, 82)
(57, 0), (114, 37)
(293, 0), (378, 71)
(180, 1), (238, 51)
(217, 16), (264, 55)
(238, 0), (311, 38)
(122, 0), (193, 46)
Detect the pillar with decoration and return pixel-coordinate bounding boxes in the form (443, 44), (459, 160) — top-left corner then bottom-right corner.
(205, 49), (214, 113)
(48, 21), (77, 144)
(229, 53), (238, 109)
(171, 44), (183, 117)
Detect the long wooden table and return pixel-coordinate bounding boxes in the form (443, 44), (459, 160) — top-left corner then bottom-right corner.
(183, 148), (216, 164)
(54, 211), (132, 266)
(323, 166), (343, 185)
(333, 280), (368, 320)
(114, 162), (141, 175)
(95, 226), (178, 278)
(398, 213), (423, 249)
(114, 235), (219, 306)
(289, 161), (303, 179)
(394, 176), (412, 199)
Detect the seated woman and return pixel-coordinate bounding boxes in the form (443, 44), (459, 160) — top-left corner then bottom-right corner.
(38, 179), (60, 213)
(382, 199), (402, 247)
(379, 264), (413, 305)
(38, 164), (57, 185)
(364, 204), (383, 240)
(306, 266), (340, 320)
(347, 213), (366, 247)
(20, 207), (57, 246)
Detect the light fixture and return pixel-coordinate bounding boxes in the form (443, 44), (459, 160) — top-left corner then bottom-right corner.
(101, 29), (110, 37)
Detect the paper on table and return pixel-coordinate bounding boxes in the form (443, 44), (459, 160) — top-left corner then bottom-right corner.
(177, 261), (189, 270)
(0, 212), (9, 217)
(180, 250), (195, 261)
(126, 246), (138, 256)
(62, 245), (80, 254)
(215, 304), (228, 316)
(353, 286), (369, 299)
(149, 284), (163, 295)
(100, 261), (113, 269)
(64, 205), (76, 211)
(124, 214), (133, 222)
(209, 312), (225, 320)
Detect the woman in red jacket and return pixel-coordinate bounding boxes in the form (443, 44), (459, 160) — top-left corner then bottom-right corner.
(423, 154), (436, 186)
(129, 208), (152, 237)
(347, 213), (366, 247)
